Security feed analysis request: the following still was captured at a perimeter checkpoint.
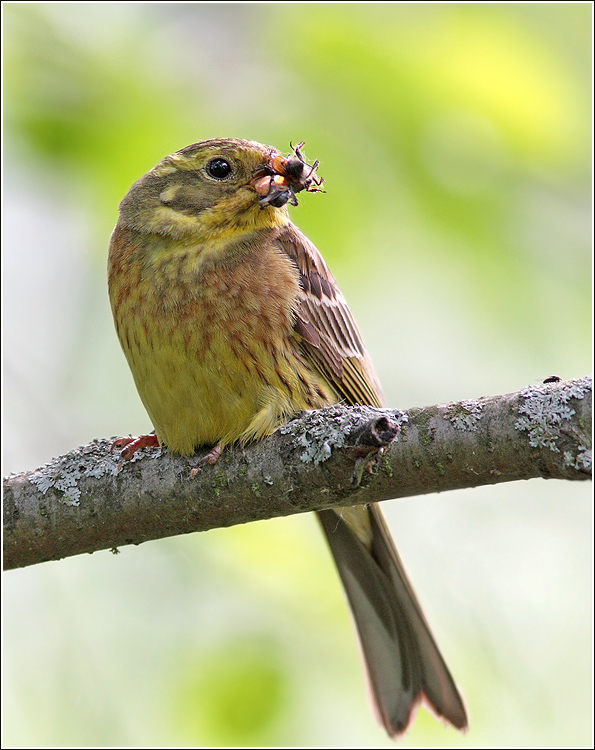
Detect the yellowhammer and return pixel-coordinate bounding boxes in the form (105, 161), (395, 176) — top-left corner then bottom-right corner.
(108, 138), (467, 737)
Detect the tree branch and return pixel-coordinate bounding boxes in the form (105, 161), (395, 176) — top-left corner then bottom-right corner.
(4, 376), (591, 571)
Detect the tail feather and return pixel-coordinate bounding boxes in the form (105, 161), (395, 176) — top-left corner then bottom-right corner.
(317, 504), (467, 736)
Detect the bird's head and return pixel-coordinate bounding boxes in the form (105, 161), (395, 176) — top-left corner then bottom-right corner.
(117, 138), (323, 242)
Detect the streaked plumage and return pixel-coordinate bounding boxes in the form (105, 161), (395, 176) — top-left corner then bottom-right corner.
(108, 138), (467, 736)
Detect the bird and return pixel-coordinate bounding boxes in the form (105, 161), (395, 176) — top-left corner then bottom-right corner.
(108, 137), (468, 737)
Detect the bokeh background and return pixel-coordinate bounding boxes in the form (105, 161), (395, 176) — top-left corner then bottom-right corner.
(3, 3), (592, 747)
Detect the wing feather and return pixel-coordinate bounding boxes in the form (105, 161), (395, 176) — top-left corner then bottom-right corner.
(275, 225), (384, 408)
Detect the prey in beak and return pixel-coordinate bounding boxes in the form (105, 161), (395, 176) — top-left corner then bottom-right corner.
(251, 142), (324, 209)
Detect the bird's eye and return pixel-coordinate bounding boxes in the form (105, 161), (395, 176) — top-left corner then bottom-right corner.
(206, 158), (233, 180)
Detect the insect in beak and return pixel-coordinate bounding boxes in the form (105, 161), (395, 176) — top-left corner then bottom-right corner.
(251, 142), (324, 209)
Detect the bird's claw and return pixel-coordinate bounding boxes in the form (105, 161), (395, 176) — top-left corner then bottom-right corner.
(111, 433), (159, 460)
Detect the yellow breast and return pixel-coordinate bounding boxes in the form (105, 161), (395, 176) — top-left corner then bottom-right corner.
(108, 225), (335, 455)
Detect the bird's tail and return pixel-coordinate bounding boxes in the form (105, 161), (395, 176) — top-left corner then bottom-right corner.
(317, 503), (467, 737)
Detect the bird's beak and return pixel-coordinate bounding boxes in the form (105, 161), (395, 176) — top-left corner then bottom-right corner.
(251, 170), (297, 209)
(250, 143), (324, 209)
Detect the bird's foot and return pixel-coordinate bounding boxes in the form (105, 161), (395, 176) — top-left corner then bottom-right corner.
(112, 432), (160, 460)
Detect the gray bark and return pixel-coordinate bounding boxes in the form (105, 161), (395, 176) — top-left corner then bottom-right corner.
(3, 376), (591, 571)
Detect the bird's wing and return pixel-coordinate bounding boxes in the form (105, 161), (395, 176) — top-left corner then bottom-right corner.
(274, 224), (384, 409)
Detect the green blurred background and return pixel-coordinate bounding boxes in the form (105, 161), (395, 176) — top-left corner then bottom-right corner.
(3, 3), (592, 747)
